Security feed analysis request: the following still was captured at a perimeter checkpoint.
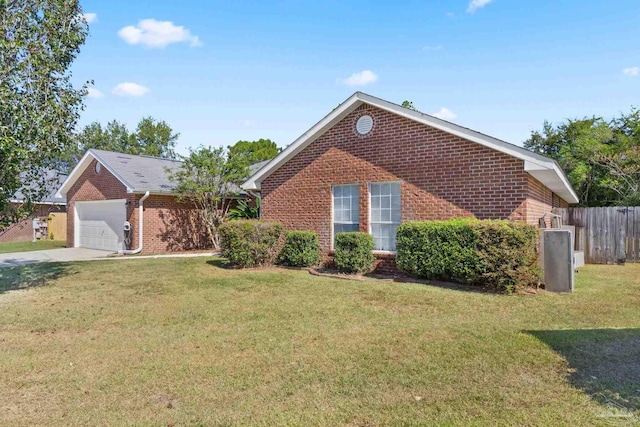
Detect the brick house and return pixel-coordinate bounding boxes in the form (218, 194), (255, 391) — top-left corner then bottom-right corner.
(243, 92), (578, 267)
(0, 170), (67, 243)
(57, 149), (262, 254)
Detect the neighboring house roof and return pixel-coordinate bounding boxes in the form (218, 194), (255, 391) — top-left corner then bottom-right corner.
(12, 169), (68, 205)
(243, 92), (579, 204)
(56, 149), (269, 198)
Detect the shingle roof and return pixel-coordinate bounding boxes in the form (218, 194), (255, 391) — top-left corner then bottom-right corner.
(12, 169), (68, 205)
(90, 149), (182, 193)
(57, 149), (270, 197)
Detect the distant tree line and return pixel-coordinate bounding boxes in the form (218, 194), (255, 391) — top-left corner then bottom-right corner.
(525, 108), (640, 206)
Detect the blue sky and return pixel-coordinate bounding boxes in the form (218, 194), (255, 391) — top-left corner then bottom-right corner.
(75, 0), (640, 155)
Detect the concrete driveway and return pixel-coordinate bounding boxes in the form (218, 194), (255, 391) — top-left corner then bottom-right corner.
(0, 247), (113, 268)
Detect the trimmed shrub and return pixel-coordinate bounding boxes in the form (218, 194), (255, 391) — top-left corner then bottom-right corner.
(396, 219), (540, 292)
(278, 231), (320, 267)
(396, 219), (483, 284)
(470, 220), (540, 292)
(334, 232), (375, 274)
(218, 220), (283, 268)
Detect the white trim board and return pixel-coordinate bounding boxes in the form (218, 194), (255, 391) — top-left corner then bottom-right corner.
(242, 92), (579, 204)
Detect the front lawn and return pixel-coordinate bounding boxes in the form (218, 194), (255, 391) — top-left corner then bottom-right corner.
(0, 239), (65, 254)
(0, 259), (638, 426)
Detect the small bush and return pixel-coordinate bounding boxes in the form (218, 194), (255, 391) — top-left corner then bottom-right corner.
(334, 232), (375, 274)
(278, 231), (320, 267)
(470, 220), (540, 292)
(218, 220), (283, 268)
(396, 219), (540, 292)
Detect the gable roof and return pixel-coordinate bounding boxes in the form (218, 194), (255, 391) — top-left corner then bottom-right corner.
(242, 92), (579, 204)
(12, 168), (68, 205)
(56, 149), (183, 198)
(56, 149), (272, 199)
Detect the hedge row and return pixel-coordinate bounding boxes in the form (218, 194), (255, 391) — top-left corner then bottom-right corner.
(219, 221), (321, 268)
(396, 219), (540, 292)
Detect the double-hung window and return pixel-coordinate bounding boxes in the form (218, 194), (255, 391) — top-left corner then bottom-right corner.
(332, 184), (359, 246)
(369, 182), (401, 251)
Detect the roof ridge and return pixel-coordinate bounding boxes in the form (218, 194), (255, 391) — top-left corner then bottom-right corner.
(89, 148), (183, 163)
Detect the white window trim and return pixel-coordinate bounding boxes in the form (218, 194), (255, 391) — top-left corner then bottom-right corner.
(368, 181), (402, 253)
(331, 183), (360, 251)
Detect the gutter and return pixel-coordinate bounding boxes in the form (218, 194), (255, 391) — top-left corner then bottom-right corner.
(118, 191), (150, 255)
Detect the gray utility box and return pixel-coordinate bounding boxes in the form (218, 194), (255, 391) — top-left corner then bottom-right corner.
(543, 229), (574, 293)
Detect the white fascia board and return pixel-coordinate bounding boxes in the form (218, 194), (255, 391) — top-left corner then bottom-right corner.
(89, 150), (135, 192)
(242, 91), (579, 204)
(525, 161), (579, 204)
(242, 93), (364, 190)
(55, 149), (134, 198)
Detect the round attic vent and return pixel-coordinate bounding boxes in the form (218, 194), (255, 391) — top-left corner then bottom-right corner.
(356, 115), (374, 135)
(95, 162), (102, 174)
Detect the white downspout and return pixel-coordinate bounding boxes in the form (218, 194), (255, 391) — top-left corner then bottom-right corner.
(118, 191), (150, 255)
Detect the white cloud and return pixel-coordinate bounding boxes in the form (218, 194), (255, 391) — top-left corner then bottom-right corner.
(86, 87), (104, 99)
(467, 0), (494, 13)
(622, 67), (640, 77)
(118, 19), (202, 48)
(432, 107), (457, 120)
(112, 82), (150, 97)
(340, 70), (378, 87)
(82, 12), (97, 24)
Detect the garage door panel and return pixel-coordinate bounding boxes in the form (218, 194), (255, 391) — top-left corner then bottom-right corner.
(76, 200), (126, 251)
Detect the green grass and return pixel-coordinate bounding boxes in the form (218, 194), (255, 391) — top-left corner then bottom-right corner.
(0, 239), (65, 254)
(0, 259), (638, 426)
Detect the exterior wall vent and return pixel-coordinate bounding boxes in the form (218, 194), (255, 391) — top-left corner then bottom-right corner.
(356, 115), (374, 135)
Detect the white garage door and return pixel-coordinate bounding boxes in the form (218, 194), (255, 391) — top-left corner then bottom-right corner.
(75, 200), (126, 251)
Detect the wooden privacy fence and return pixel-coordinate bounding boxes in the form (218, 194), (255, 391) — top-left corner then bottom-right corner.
(553, 207), (640, 264)
(47, 212), (67, 241)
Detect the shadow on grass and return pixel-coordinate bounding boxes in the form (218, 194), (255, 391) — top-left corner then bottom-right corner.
(206, 258), (231, 270)
(528, 328), (640, 418)
(0, 262), (71, 294)
(390, 276), (496, 294)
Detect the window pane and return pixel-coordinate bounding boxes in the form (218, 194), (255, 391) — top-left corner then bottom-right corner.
(381, 195), (390, 209)
(390, 182), (401, 195)
(351, 206), (359, 223)
(371, 196), (380, 209)
(369, 182), (401, 251)
(334, 186), (342, 197)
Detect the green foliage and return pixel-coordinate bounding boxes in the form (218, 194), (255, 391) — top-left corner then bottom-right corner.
(228, 139), (280, 166)
(278, 231), (320, 267)
(218, 220), (283, 268)
(170, 145), (250, 249)
(525, 109), (640, 206)
(401, 100), (417, 111)
(61, 117), (179, 170)
(396, 219), (483, 284)
(471, 221), (540, 292)
(1, 0), (88, 229)
(396, 219), (540, 293)
(334, 232), (375, 274)
(227, 198), (260, 220)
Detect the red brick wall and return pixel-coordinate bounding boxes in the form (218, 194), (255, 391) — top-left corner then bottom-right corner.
(0, 203), (65, 243)
(66, 159), (210, 253)
(261, 104), (566, 252)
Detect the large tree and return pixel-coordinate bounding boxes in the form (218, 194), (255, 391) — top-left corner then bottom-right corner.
(228, 138), (279, 165)
(1, 0), (88, 227)
(61, 117), (179, 170)
(525, 110), (640, 206)
(170, 146), (249, 249)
